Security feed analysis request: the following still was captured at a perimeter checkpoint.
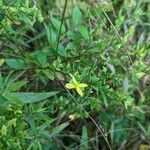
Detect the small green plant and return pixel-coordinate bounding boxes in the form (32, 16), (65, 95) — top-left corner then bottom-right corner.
(0, 0), (149, 149)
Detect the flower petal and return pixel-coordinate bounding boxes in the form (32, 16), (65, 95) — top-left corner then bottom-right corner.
(65, 83), (76, 89)
(79, 83), (88, 88)
(76, 87), (83, 97)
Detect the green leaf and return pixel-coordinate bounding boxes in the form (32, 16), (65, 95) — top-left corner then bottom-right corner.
(0, 95), (6, 107)
(6, 59), (26, 70)
(51, 122), (69, 135)
(25, 0), (29, 8)
(7, 80), (28, 92)
(0, 59), (5, 67)
(136, 72), (145, 79)
(3, 92), (59, 103)
(80, 126), (88, 150)
(0, 0), (3, 7)
(43, 69), (55, 80)
(42, 47), (56, 57)
(0, 11), (5, 21)
(58, 44), (67, 57)
(0, 74), (3, 87)
(72, 6), (82, 25)
(110, 119), (128, 143)
(0, 74), (4, 93)
(38, 119), (55, 130)
(138, 122), (146, 135)
(51, 17), (65, 33)
(49, 28), (57, 44)
(101, 91), (108, 108)
(66, 42), (74, 50)
(98, 2), (113, 12)
(36, 51), (47, 67)
(67, 31), (81, 40)
(79, 26), (90, 40)
(45, 24), (57, 44)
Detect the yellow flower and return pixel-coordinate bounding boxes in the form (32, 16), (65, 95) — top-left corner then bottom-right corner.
(65, 74), (88, 96)
(69, 114), (79, 121)
(69, 114), (76, 121)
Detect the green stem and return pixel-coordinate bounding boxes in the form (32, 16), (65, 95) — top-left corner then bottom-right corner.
(56, 0), (68, 52)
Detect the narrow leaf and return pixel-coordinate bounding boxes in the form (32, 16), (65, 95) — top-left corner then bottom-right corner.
(80, 126), (88, 150)
(0, 59), (5, 67)
(72, 6), (82, 25)
(6, 59), (26, 70)
(51, 123), (69, 135)
(3, 92), (59, 103)
(79, 26), (90, 40)
(7, 80), (27, 92)
(51, 18), (65, 33)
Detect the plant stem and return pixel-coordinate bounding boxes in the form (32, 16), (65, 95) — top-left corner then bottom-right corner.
(56, 0), (68, 52)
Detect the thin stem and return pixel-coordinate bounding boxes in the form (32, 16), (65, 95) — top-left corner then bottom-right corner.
(56, 0), (68, 52)
(60, 80), (112, 150)
(97, 2), (133, 66)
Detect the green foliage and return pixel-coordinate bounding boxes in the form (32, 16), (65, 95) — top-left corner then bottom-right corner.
(80, 126), (88, 150)
(72, 6), (82, 25)
(0, 0), (149, 149)
(6, 59), (26, 70)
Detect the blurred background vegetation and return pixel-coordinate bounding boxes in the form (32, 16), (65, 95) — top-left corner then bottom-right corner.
(0, 0), (150, 149)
